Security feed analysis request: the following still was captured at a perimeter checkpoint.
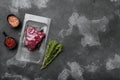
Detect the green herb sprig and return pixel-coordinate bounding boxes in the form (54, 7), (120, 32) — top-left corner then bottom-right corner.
(41, 40), (63, 69)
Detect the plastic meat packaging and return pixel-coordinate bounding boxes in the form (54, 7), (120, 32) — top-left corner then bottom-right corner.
(15, 14), (51, 63)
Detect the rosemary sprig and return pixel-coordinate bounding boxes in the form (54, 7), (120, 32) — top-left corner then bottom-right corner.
(41, 40), (63, 69)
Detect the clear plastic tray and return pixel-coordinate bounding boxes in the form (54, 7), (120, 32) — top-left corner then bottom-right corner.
(15, 14), (51, 64)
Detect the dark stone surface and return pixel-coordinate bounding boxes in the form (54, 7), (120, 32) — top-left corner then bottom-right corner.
(0, 0), (120, 80)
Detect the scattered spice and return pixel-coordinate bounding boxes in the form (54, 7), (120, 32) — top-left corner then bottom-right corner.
(7, 15), (20, 27)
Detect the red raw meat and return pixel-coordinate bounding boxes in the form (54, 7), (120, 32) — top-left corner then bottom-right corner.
(25, 26), (45, 51)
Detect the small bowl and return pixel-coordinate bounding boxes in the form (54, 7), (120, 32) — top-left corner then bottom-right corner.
(3, 32), (17, 49)
(7, 14), (20, 28)
(4, 37), (17, 49)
